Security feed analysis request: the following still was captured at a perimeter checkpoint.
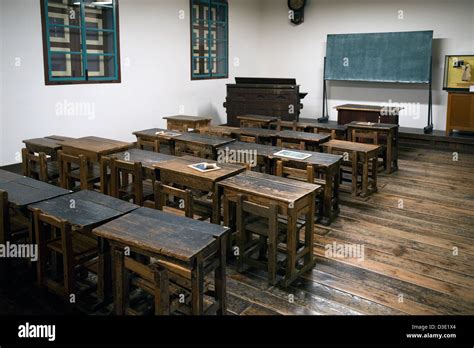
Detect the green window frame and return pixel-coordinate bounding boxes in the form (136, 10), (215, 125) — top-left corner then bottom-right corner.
(40, 0), (121, 85)
(190, 0), (228, 80)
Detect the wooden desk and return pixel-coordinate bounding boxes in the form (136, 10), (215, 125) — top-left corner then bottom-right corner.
(336, 104), (401, 125)
(237, 115), (279, 129)
(271, 150), (342, 225)
(215, 141), (283, 173)
(153, 156), (246, 224)
(322, 140), (380, 197)
(199, 126), (240, 138)
(298, 121), (348, 140)
(0, 169), (23, 184)
(231, 127), (279, 145)
(93, 207), (230, 315)
(60, 137), (132, 163)
(133, 128), (181, 155)
(173, 133), (235, 159)
(103, 148), (175, 180)
(23, 137), (70, 160)
(0, 175), (70, 278)
(29, 190), (138, 302)
(163, 115), (212, 132)
(276, 130), (331, 151)
(217, 171), (321, 287)
(347, 121), (399, 173)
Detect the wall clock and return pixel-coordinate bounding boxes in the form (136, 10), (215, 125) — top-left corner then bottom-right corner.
(288, 0), (306, 25)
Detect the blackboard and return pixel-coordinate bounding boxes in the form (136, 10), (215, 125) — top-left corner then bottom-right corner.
(325, 31), (433, 84)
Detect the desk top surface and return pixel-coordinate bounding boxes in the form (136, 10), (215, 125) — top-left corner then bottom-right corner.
(322, 140), (382, 153)
(154, 156), (246, 182)
(175, 133), (236, 147)
(218, 171), (321, 204)
(61, 137), (131, 155)
(105, 148), (175, 170)
(0, 175), (70, 207)
(347, 121), (400, 130)
(163, 115), (212, 122)
(29, 190), (138, 229)
(336, 104), (403, 112)
(277, 130), (332, 142)
(93, 207), (229, 262)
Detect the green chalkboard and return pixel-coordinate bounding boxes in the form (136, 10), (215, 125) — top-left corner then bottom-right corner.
(325, 31), (433, 84)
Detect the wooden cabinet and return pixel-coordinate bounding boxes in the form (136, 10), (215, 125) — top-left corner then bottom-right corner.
(224, 78), (306, 127)
(446, 92), (474, 135)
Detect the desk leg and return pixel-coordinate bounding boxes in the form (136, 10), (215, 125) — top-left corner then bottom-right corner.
(361, 154), (369, 197)
(351, 151), (358, 197)
(305, 193), (315, 265)
(191, 256), (204, 315)
(323, 168), (332, 224)
(212, 184), (221, 225)
(97, 237), (112, 303)
(372, 156), (378, 192)
(386, 132), (393, 174)
(283, 207), (298, 288)
(215, 235), (227, 315)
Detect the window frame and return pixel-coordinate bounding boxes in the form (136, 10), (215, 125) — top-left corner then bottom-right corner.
(190, 0), (229, 81)
(40, 0), (122, 85)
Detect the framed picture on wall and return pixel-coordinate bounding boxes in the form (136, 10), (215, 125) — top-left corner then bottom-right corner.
(443, 55), (474, 91)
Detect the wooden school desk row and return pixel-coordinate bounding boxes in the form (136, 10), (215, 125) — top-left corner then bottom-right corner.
(0, 169), (230, 315)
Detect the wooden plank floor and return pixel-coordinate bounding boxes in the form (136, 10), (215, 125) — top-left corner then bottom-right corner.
(225, 146), (474, 315)
(1, 146), (473, 315)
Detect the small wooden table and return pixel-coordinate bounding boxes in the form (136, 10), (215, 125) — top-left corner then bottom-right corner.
(153, 156), (246, 224)
(322, 140), (381, 197)
(163, 115), (212, 132)
(336, 104), (402, 125)
(174, 133), (235, 159)
(93, 207), (230, 315)
(271, 150), (342, 225)
(276, 130), (331, 151)
(133, 128), (181, 155)
(237, 115), (279, 129)
(231, 127), (280, 145)
(298, 121), (348, 140)
(29, 190), (138, 302)
(346, 121), (399, 173)
(217, 171), (321, 287)
(60, 136), (132, 163)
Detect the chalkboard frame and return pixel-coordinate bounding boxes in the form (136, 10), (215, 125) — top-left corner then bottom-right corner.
(324, 31), (434, 84)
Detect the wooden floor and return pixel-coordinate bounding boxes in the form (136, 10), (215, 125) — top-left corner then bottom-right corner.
(1, 146), (473, 315)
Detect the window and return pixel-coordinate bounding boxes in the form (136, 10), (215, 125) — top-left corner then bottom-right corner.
(190, 0), (228, 80)
(40, 0), (121, 85)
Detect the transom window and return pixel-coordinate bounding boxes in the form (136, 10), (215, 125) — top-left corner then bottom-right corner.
(40, 0), (121, 85)
(191, 0), (228, 80)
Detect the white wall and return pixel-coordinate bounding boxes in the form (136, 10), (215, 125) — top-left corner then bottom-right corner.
(1, 0), (473, 165)
(255, 0), (474, 130)
(0, 0), (262, 165)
